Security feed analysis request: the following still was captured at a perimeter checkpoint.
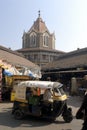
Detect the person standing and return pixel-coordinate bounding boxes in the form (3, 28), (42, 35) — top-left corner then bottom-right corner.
(76, 91), (87, 130)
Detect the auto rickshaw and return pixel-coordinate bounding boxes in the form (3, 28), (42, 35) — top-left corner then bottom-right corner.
(12, 80), (73, 122)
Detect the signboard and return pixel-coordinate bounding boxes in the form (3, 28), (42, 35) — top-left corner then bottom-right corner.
(15, 86), (26, 100)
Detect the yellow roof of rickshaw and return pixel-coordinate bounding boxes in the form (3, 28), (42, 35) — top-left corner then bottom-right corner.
(17, 80), (63, 89)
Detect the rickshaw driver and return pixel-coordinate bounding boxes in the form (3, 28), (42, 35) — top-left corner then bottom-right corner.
(43, 88), (53, 114)
(43, 88), (53, 102)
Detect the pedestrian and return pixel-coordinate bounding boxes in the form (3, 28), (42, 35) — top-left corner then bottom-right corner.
(47, 77), (51, 81)
(76, 90), (87, 130)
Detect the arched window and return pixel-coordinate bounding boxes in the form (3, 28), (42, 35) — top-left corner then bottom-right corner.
(22, 34), (26, 48)
(30, 32), (36, 47)
(43, 33), (49, 47)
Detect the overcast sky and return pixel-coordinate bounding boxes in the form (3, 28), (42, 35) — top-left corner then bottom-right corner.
(0, 0), (87, 52)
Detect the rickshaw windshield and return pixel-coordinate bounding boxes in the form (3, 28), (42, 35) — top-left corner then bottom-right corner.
(53, 86), (65, 96)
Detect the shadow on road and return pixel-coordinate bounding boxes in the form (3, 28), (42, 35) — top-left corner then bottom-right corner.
(67, 95), (82, 108)
(0, 106), (66, 128)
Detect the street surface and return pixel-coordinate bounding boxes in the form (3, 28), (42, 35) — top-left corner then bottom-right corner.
(0, 96), (83, 130)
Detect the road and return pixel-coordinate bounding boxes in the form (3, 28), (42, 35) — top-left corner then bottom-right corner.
(0, 96), (83, 130)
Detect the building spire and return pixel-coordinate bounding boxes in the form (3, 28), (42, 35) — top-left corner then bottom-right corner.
(38, 10), (40, 18)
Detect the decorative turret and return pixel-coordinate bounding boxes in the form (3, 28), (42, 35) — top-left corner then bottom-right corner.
(22, 11), (55, 50)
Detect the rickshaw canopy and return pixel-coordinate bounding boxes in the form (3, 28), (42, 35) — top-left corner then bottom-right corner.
(17, 80), (63, 89)
(14, 80), (63, 100)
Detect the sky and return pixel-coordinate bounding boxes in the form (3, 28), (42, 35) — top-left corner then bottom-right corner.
(0, 0), (87, 52)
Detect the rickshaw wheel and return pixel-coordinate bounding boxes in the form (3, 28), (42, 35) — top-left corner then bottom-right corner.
(62, 107), (73, 123)
(63, 116), (73, 123)
(14, 109), (24, 120)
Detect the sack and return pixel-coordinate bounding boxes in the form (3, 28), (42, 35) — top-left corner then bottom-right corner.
(76, 109), (84, 119)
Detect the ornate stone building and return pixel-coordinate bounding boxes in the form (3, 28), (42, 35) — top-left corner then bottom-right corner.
(17, 11), (64, 67)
